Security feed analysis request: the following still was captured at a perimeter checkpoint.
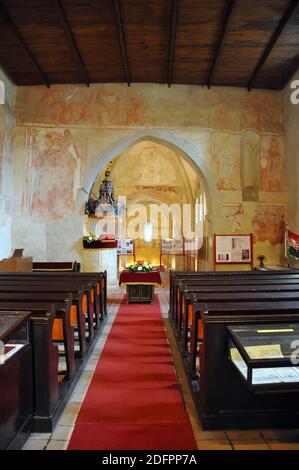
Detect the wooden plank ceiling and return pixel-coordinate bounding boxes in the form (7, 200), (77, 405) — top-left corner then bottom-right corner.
(0, 0), (298, 89)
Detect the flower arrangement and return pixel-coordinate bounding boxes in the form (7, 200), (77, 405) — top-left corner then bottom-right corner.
(83, 231), (97, 243)
(126, 260), (153, 272)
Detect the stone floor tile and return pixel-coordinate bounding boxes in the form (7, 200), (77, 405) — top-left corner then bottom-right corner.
(232, 441), (270, 450)
(23, 439), (49, 450)
(51, 425), (74, 441)
(46, 440), (69, 450)
(226, 430), (263, 441)
(196, 440), (233, 450)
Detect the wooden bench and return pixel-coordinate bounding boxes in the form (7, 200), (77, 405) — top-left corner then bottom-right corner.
(180, 283), (299, 355)
(0, 283), (88, 357)
(0, 292), (74, 380)
(33, 261), (80, 272)
(0, 304), (59, 430)
(189, 300), (299, 379)
(173, 274), (299, 327)
(169, 269), (299, 316)
(0, 271), (108, 323)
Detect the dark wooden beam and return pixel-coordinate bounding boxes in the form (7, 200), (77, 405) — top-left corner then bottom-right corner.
(248, 0), (299, 91)
(114, 0), (131, 86)
(168, 0), (179, 87)
(54, 0), (90, 86)
(0, 1), (50, 87)
(207, 0), (236, 88)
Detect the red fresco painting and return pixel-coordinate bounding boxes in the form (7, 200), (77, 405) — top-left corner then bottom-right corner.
(260, 137), (287, 192)
(30, 129), (80, 220)
(252, 205), (286, 246)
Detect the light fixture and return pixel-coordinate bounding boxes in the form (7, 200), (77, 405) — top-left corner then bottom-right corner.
(86, 169), (118, 216)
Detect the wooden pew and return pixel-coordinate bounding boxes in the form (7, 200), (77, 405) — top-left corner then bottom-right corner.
(0, 304), (59, 430)
(173, 274), (299, 326)
(0, 292), (74, 379)
(180, 283), (299, 354)
(0, 271), (107, 325)
(33, 261), (80, 272)
(189, 300), (299, 379)
(181, 288), (299, 356)
(169, 270), (299, 318)
(0, 274), (100, 333)
(0, 283), (87, 357)
(0, 277), (97, 343)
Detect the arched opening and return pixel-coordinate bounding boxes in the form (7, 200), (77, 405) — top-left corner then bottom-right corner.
(82, 133), (214, 271)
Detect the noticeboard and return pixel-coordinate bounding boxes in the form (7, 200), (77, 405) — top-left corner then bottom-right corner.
(214, 233), (253, 270)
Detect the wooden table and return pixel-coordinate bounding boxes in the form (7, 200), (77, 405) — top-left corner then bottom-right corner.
(119, 270), (162, 303)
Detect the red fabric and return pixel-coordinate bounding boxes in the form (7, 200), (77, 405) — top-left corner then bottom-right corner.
(119, 270), (162, 286)
(99, 233), (116, 240)
(68, 296), (197, 450)
(33, 262), (74, 270)
(288, 229), (299, 242)
(83, 240), (118, 249)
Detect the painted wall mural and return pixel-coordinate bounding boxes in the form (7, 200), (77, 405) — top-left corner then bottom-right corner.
(28, 128), (82, 220)
(252, 205), (287, 246)
(9, 82), (288, 265)
(0, 114), (4, 193)
(260, 136), (287, 192)
(240, 131), (260, 201)
(212, 133), (241, 191)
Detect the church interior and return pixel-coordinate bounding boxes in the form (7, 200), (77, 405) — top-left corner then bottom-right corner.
(0, 0), (299, 452)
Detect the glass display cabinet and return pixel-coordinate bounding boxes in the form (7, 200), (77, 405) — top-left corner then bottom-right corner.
(0, 312), (33, 450)
(228, 323), (299, 391)
(0, 312), (30, 364)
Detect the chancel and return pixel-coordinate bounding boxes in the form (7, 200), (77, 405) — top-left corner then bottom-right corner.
(0, 0), (299, 453)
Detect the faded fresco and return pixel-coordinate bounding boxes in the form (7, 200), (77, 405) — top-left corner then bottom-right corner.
(8, 82), (289, 265)
(222, 203), (245, 233)
(0, 114), (4, 193)
(240, 131), (260, 201)
(15, 84), (282, 133)
(252, 205), (287, 246)
(260, 136), (287, 192)
(28, 128), (82, 220)
(212, 133), (241, 191)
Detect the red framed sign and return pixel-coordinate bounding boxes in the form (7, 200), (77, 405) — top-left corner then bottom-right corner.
(214, 233), (253, 271)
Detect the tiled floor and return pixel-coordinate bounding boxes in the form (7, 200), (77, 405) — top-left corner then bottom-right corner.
(22, 287), (299, 451)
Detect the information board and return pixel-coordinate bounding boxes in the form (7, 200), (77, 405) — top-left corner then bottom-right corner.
(117, 239), (134, 255)
(161, 239), (184, 255)
(214, 233), (253, 270)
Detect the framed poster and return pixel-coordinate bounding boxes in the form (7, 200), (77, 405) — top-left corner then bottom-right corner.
(214, 233), (253, 270)
(117, 239), (134, 255)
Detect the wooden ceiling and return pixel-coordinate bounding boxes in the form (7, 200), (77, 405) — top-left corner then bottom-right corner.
(0, 0), (298, 89)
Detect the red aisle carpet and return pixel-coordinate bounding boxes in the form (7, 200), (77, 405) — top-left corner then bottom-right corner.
(68, 296), (197, 450)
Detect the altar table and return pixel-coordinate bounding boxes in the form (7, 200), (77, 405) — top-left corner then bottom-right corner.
(119, 270), (162, 303)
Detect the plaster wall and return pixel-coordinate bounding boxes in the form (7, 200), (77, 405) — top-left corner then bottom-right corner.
(0, 68), (16, 260)
(10, 83), (288, 268)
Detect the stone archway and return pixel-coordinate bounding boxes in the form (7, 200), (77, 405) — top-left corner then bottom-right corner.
(81, 130), (216, 269)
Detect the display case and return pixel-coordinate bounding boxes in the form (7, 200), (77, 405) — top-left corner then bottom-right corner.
(0, 313), (30, 362)
(228, 323), (299, 391)
(0, 312), (33, 450)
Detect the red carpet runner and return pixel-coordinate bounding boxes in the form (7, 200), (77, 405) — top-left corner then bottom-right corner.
(68, 296), (197, 450)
